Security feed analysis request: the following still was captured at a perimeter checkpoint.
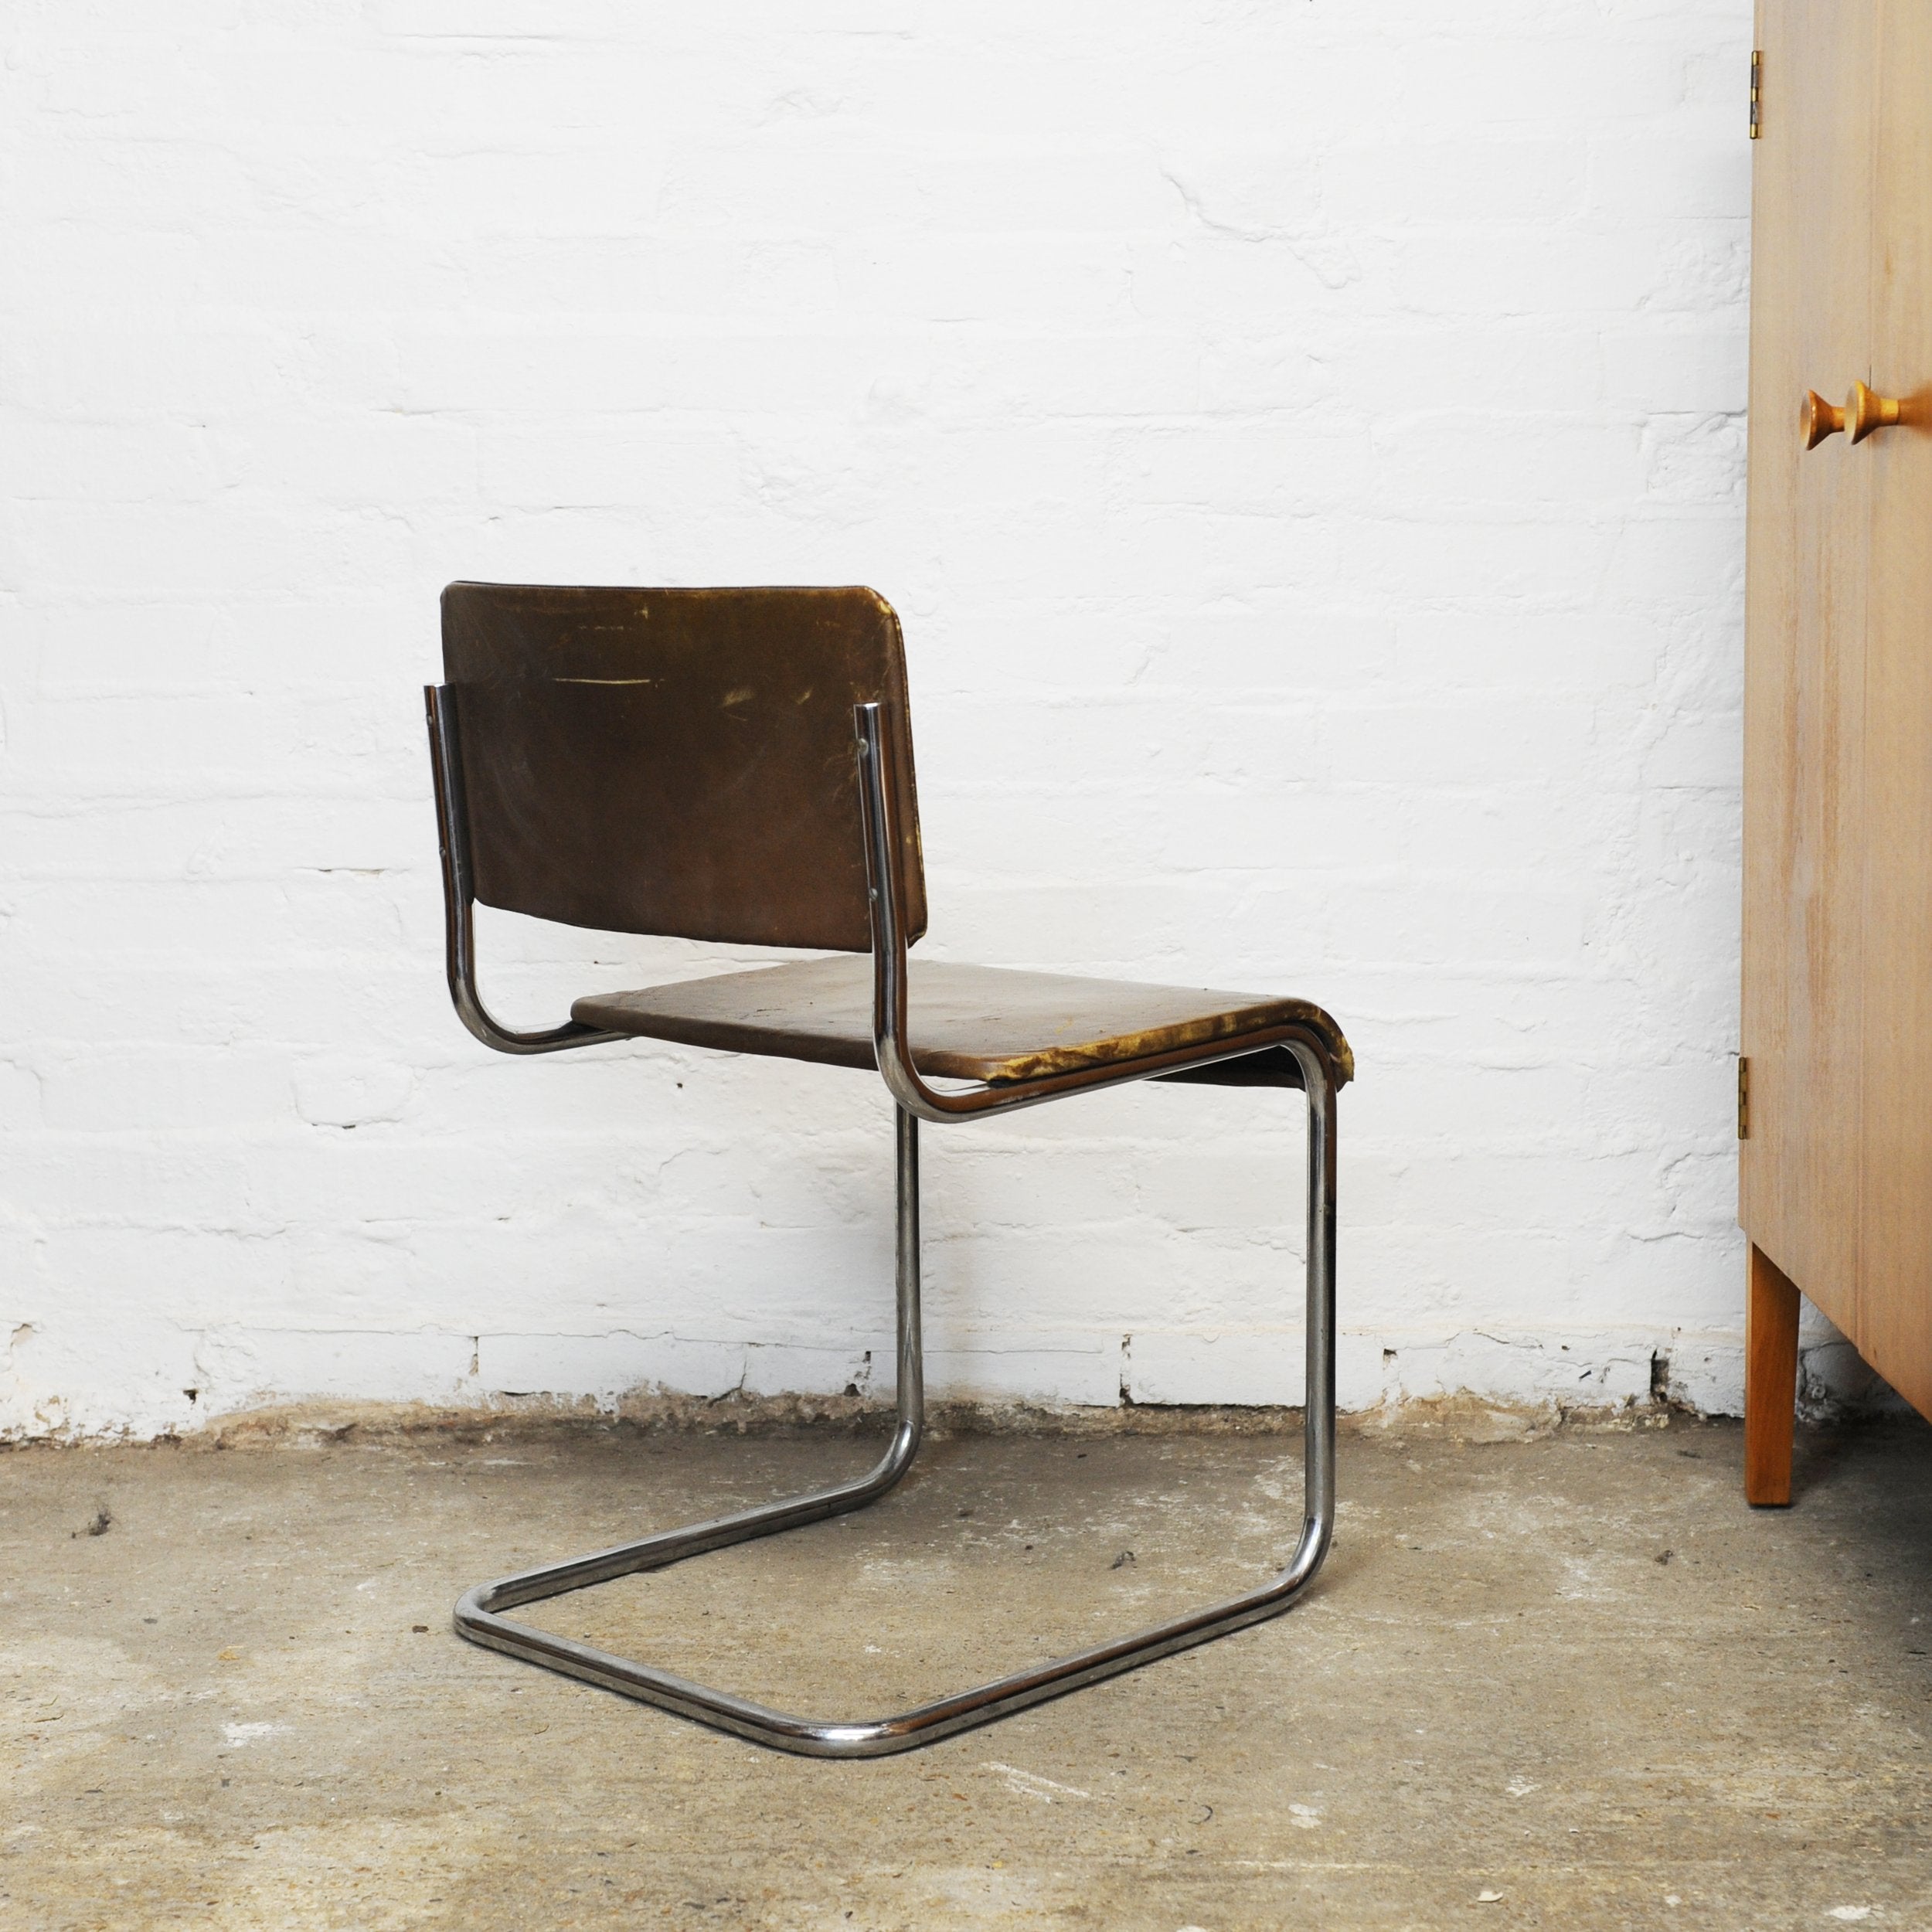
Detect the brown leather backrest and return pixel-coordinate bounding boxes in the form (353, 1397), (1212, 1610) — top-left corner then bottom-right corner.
(440, 583), (927, 951)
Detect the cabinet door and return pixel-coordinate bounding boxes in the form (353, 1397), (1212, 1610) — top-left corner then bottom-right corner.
(1740, 0), (1876, 1335)
(1857, 0), (1932, 1417)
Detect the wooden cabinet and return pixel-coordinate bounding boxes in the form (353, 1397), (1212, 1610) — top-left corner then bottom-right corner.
(1741, 0), (1932, 1500)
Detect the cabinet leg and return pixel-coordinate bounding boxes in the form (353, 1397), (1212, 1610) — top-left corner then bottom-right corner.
(1744, 1243), (1801, 1506)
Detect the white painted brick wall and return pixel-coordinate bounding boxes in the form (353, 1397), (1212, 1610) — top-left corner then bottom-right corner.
(4, 0), (1810, 1440)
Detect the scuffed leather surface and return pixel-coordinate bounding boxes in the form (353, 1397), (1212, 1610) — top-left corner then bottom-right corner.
(574, 955), (1352, 1087)
(442, 583), (927, 951)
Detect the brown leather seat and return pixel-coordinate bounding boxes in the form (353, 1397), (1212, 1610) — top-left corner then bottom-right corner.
(573, 954), (1353, 1085)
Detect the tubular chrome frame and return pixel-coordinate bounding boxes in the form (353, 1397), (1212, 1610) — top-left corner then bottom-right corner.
(426, 685), (621, 1056)
(430, 684), (1341, 1757)
(854, 702), (1332, 1118)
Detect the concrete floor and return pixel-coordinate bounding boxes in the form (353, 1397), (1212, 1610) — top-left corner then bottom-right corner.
(5, 1406), (1930, 1931)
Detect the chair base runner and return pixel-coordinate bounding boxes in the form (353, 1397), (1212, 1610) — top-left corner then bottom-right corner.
(454, 1502), (1331, 1760)
(454, 1058), (1337, 1758)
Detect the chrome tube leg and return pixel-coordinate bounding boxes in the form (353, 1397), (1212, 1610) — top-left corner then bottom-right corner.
(893, 1105), (924, 1458)
(453, 1059), (1338, 1758)
(1301, 1035), (1338, 1565)
(453, 1113), (924, 1680)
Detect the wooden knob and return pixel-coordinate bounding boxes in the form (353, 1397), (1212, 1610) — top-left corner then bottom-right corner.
(1847, 379), (1905, 444)
(1801, 389), (1845, 449)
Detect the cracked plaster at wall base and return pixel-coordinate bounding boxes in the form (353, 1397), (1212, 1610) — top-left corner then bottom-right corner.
(2, 1316), (1906, 1445)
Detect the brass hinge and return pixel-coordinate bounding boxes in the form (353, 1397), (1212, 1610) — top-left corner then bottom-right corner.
(1737, 1056), (1750, 1140)
(1750, 49), (1762, 139)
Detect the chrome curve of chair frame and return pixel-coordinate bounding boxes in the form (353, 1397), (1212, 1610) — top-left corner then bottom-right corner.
(431, 685), (1339, 1757)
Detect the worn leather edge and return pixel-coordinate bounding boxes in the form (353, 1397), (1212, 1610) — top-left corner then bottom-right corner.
(570, 986), (1353, 1089)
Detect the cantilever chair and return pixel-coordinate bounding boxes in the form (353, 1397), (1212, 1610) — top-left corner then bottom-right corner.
(427, 582), (1351, 1758)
